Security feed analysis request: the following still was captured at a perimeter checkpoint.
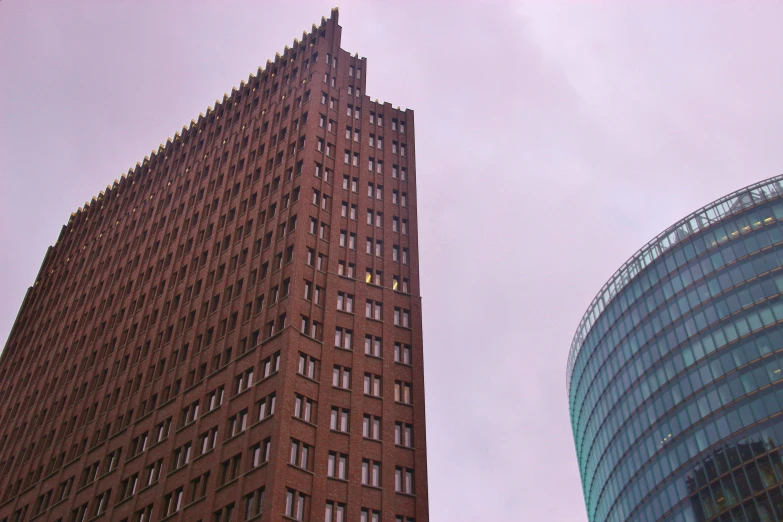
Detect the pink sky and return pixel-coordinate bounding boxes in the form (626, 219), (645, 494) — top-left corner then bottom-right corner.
(3, 2), (783, 521)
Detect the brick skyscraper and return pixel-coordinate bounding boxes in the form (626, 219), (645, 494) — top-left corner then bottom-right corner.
(0, 9), (429, 522)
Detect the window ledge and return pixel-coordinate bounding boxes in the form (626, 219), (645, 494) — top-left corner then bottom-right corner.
(193, 447), (215, 462)
(292, 415), (318, 428)
(215, 477), (239, 494)
(287, 462), (315, 475)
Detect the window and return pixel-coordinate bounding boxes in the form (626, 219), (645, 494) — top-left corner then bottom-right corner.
(396, 517), (415, 522)
(134, 504), (153, 522)
(362, 459), (381, 487)
(219, 454), (242, 485)
(213, 503), (236, 522)
(330, 407), (350, 432)
(143, 459), (163, 487)
(393, 217), (399, 232)
(163, 487), (184, 517)
(298, 353), (318, 380)
(325, 501), (345, 522)
(332, 365), (351, 389)
(103, 447), (122, 474)
(337, 292), (354, 312)
(257, 392), (276, 421)
(250, 438), (271, 467)
(228, 409), (248, 437)
(187, 471), (210, 505)
(364, 373), (382, 397)
(327, 452), (348, 479)
(395, 381), (413, 404)
(395, 467), (414, 494)
(334, 328), (352, 350)
(362, 509), (381, 522)
(130, 432), (148, 457)
(394, 307), (410, 327)
(402, 219), (408, 235)
(365, 335), (382, 357)
(294, 394), (314, 423)
(261, 352), (280, 378)
(284, 489), (306, 521)
(365, 270), (382, 286)
(363, 414), (381, 440)
(172, 442), (192, 469)
(338, 261), (355, 278)
(394, 342), (412, 364)
(234, 367), (254, 395)
(290, 439), (311, 470)
(365, 300), (382, 320)
(403, 248), (409, 264)
(349, 232), (356, 249)
(120, 474), (138, 500)
(396, 422), (414, 447)
(207, 386), (225, 412)
(199, 426), (218, 455)
(244, 487), (265, 520)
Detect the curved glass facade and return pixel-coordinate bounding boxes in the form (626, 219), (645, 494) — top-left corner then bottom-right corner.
(568, 176), (783, 522)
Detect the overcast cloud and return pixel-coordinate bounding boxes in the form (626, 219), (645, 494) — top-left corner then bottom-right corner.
(2, 2), (783, 521)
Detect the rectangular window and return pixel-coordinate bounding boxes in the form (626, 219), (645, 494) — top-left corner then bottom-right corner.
(394, 381), (413, 404)
(337, 292), (354, 312)
(284, 489), (306, 521)
(250, 438), (271, 468)
(332, 365), (351, 389)
(327, 451), (348, 479)
(294, 394), (314, 423)
(290, 439), (311, 470)
(395, 421), (414, 447)
(330, 407), (350, 432)
(325, 501), (345, 522)
(261, 352), (280, 378)
(257, 392), (276, 421)
(363, 414), (381, 440)
(363, 373), (382, 397)
(297, 353), (318, 380)
(228, 409), (248, 437)
(365, 300), (382, 320)
(362, 509), (381, 522)
(364, 335), (382, 357)
(395, 467), (415, 494)
(362, 459), (381, 487)
(243, 487), (265, 520)
(394, 342), (412, 364)
(334, 328), (353, 350)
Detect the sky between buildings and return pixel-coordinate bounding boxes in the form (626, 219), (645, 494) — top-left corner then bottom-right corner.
(2, 1), (783, 520)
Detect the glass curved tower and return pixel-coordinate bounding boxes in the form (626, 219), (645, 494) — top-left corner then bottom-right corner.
(568, 176), (783, 522)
